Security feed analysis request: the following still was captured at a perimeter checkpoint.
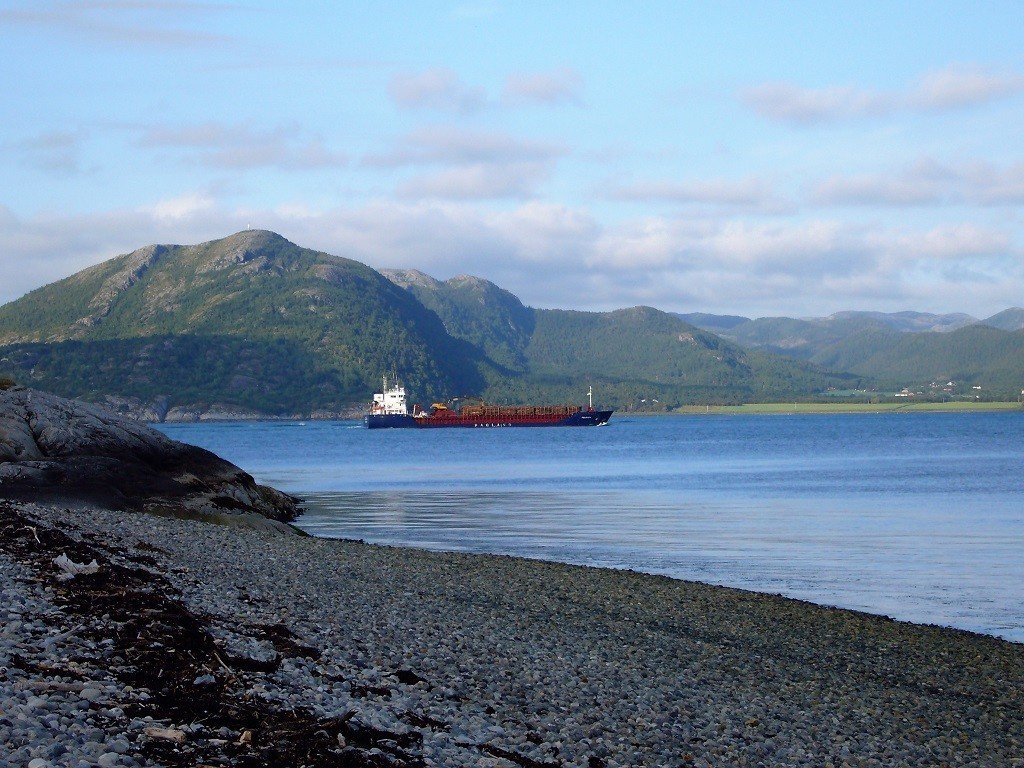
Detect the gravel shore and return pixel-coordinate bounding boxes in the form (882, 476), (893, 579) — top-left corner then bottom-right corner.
(3, 500), (1023, 768)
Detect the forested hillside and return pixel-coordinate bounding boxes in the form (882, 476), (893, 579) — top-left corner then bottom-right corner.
(681, 311), (978, 359)
(677, 309), (1024, 399)
(0, 231), (486, 416)
(810, 325), (1024, 397)
(381, 269), (535, 373)
(1, 230), (1018, 418)
(380, 281), (860, 408)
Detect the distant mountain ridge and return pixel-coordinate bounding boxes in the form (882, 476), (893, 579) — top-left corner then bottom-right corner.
(1, 230), (1021, 417)
(678, 308), (1024, 397)
(679, 308), (1022, 356)
(377, 275), (859, 406)
(809, 324), (1024, 395)
(979, 307), (1024, 332)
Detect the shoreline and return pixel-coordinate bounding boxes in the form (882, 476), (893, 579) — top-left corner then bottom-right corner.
(4, 500), (1024, 767)
(672, 401), (1024, 415)
(293, 531), (1024, 647)
(134, 400), (1024, 424)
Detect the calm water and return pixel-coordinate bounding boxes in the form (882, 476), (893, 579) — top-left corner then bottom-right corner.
(156, 412), (1024, 642)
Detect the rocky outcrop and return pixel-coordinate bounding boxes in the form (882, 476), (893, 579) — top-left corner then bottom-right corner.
(378, 268), (444, 291)
(70, 244), (169, 334)
(0, 387), (301, 523)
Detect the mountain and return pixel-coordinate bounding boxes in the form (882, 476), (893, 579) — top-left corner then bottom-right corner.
(381, 270), (535, 373)
(381, 278), (859, 407)
(677, 309), (1024, 397)
(809, 324), (1024, 397)
(979, 307), (1024, 331)
(3, 230), (1017, 416)
(824, 310), (977, 333)
(675, 312), (751, 333)
(0, 231), (861, 416)
(515, 306), (859, 406)
(681, 310), (979, 359)
(0, 230), (485, 416)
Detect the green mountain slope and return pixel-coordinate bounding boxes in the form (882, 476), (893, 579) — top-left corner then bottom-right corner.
(507, 306), (858, 406)
(381, 269), (535, 372)
(379, 271), (861, 408)
(980, 307), (1024, 331)
(679, 309), (1024, 398)
(811, 325), (1024, 397)
(683, 311), (978, 360)
(0, 230), (485, 413)
(8, 229), (1015, 417)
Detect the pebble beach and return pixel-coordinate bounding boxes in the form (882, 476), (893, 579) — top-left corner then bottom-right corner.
(3, 500), (1024, 768)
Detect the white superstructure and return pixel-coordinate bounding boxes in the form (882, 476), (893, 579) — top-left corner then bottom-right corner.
(370, 376), (409, 415)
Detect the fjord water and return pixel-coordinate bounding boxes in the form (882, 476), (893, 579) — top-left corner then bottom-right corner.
(157, 412), (1024, 642)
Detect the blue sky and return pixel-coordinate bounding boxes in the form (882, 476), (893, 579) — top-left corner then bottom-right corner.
(1, 1), (1022, 319)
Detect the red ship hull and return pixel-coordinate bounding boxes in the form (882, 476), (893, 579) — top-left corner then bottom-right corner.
(365, 406), (612, 428)
(365, 377), (612, 428)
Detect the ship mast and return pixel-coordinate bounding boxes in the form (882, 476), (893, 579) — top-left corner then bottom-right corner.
(588, 386), (593, 409)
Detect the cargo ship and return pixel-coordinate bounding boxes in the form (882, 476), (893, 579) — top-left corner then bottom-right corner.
(364, 377), (613, 429)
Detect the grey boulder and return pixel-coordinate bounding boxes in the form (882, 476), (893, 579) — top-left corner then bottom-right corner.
(0, 387), (300, 523)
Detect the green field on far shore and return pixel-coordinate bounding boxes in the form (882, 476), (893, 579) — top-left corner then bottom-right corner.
(673, 401), (1024, 415)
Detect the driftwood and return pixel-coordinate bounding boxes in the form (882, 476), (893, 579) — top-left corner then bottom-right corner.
(144, 726), (188, 744)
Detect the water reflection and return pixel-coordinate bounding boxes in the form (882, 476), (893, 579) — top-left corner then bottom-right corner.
(295, 488), (1024, 642)
(157, 414), (1024, 643)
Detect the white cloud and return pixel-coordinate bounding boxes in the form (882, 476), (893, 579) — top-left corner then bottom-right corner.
(388, 68), (486, 114)
(912, 64), (1024, 110)
(397, 162), (552, 200)
(607, 175), (784, 211)
(0, 0), (237, 48)
(286, 200), (516, 275)
(588, 217), (694, 270)
(15, 130), (86, 175)
(743, 64), (1024, 125)
(581, 216), (1019, 315)
(493, 201), (598, 264)
(810, 158), (1024, 207)
(137, 122), (348, 171)
(706, 220), (858, 273)
(590, 218), (860, 277)
(0, 205), (184, 304)
(874, 222), (1011, 261)
(742, 83), (893, 125)
(959, 162), (1024, 204)
(811, 172), (945, 207)
(364, 125), (565, 167)
(0, 200), (1020, 319)
(145, 192), (218, 221)
(502, 68), (584, 106)
(388, 66), (588, 113)
(363, 126), (567, 200)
